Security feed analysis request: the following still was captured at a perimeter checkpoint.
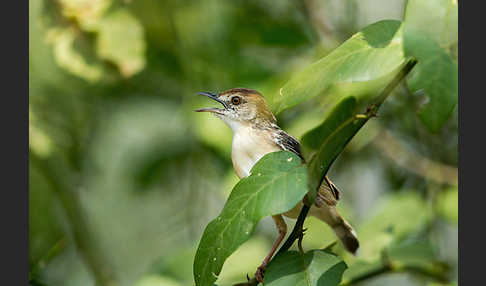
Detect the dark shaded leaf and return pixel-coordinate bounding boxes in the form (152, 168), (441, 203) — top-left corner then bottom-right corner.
(403, 0), (458, 132)
(264, 250), (347, 286)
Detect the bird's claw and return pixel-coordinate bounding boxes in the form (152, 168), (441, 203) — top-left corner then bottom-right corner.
(298, 228), (307, 253)
(255, 265), (266, 284)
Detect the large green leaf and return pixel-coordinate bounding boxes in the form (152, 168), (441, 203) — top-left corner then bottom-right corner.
(302, 59), (416, 200)
(403, 0), (458, 132)
(193, 151), (308, 286)
(273, 20), (406, 114)
(302, 97), (367, 200)
(264, 250), (347, 286)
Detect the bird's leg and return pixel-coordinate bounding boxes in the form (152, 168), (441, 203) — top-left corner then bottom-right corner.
(255, 215), (287, 284)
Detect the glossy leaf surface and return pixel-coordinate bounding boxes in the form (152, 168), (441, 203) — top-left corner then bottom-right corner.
(264, 250), (347, 286)
(274, 20), (405, 114)
(194, 151), (308, 286)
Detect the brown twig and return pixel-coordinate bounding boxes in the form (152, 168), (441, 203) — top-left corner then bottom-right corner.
(372, 128), (458, 186)
(277, 203), (311, 255)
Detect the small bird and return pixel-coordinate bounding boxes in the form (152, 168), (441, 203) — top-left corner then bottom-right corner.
(196, 88), (359, 283)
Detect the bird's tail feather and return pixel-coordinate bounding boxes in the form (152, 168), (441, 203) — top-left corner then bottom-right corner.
(332, 219), (359, 255)
(307, 202), (360, 255)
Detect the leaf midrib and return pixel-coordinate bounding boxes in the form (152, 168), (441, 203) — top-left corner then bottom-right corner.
(279, 34), (403, 112)
(198, 163), (304, 283)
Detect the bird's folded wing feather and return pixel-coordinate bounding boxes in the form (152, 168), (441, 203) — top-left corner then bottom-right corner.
(272, 128), (305, 161)
(272, 128), (341, 205)
(318, 176), (341, 206)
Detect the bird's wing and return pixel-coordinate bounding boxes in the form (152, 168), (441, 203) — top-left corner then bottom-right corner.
(272, 128), (341, 204)
(317, 175), (341, 206)
(324, 175), (340, 201)
(272, 129), (305, 161)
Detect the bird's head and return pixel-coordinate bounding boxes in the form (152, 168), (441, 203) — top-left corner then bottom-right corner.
(195, 88), (276, 130)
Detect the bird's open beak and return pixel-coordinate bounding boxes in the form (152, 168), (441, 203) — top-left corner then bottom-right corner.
(195, 92), (228, 114)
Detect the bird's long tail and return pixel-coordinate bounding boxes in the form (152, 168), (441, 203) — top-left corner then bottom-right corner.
(310, 205), (359, 255)
(331, 218), (359, 255)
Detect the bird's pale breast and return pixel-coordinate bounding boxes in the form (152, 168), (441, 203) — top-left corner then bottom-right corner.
(231, 126), (280, 178)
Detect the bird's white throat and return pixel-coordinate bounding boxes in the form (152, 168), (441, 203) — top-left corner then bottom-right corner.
(229, 123), (280, 178)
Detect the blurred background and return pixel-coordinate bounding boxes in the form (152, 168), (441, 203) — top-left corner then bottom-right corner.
(29, 0), (457, 286)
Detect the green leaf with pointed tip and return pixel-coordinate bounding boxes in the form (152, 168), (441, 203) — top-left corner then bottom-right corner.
(301, 58), (416, 201)
(264, 250), (347, 286)
(302, 97), (367, 201)
(193, 151), (308, 286)
(403, 0), (458, 132)
(274, 20), (406, 114)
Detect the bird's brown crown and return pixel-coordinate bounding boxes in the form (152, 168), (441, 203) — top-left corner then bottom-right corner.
(219, 88), (276, 124)
(220, 88), (262, 96)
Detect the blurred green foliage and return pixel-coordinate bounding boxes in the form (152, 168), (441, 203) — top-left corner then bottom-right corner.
(29, 1), (457, 286)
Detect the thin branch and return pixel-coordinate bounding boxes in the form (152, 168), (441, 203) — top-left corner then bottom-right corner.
(340, 263), (449, 286)
(340, 264), (392, 286)
(340, 249), (449, 286)
(372, 128), (458, 185)
(277, 203), (311, 255)
(297, 228), (307, 253)
(233, 278), (258, 286)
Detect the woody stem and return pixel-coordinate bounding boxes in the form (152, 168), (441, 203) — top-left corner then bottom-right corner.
(277, 203), (311, 255)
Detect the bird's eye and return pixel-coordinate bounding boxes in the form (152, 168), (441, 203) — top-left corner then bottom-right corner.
(231, 96), (241, 105)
